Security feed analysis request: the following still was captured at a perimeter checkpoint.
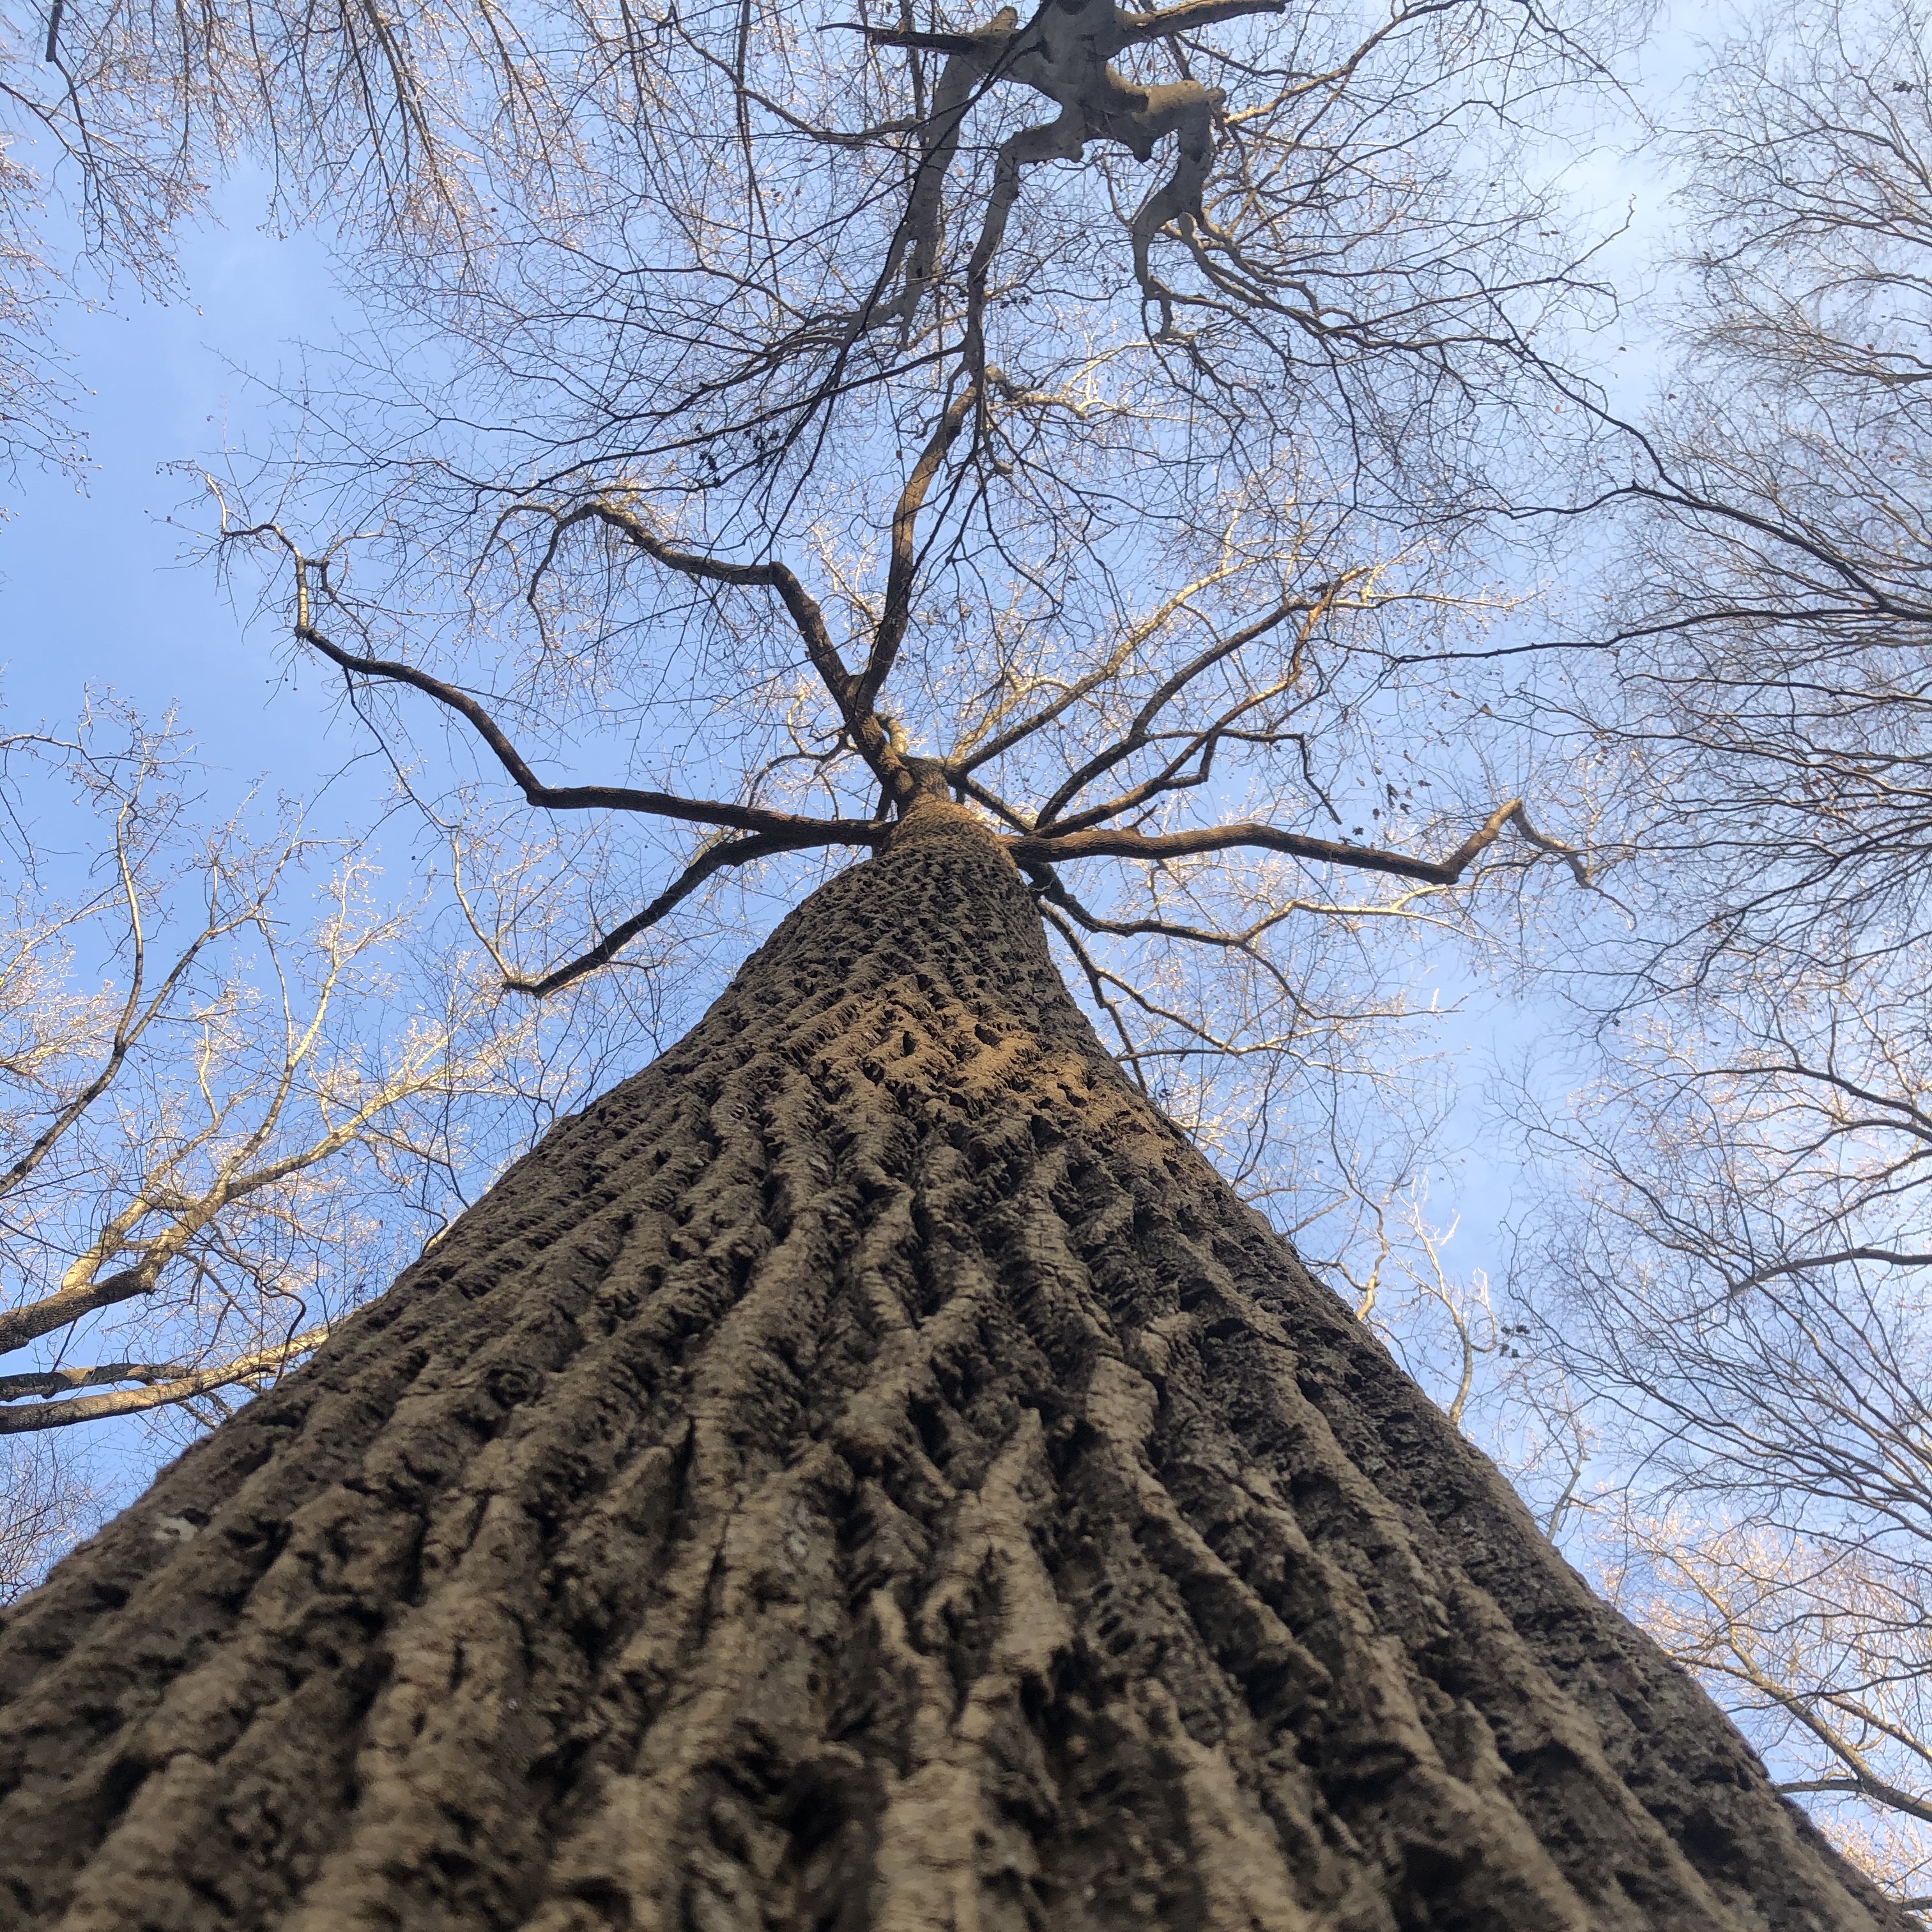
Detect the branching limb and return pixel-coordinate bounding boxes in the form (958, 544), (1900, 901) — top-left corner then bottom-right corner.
(855, 10), (1018, 331)
(953, 771), (1036, 832)
(230, 507), (913, 822)
(1032, 586), (1326, 827)
(0, 797), (243, 1207)
(1006, 797), (1541, 885)
(298, 625), (884, 843)
(1027, 861), (1315, 1023)
(502, 826), (867, 997)
(1723, 1662), (1932, 1830)
(0, 1261), (160, 1359)
(535, 502), (860, 714)
(855, 382), (977, 710)
(1111, 0), (1285, 43)
(953, 554), (1266, 774)
(1508, 803), (1594, 888)
(0, 1322), (333, 1435)
(533, 503), (924, 800)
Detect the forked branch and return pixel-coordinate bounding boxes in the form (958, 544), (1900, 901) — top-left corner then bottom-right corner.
(537, 502), (919, 797)
(500, 825), (879, 997)
(855, 383), (978, 711)
(298, 626), (887, 845)
(537, 502), (860, 712)
(1006, 798), (1572, 885)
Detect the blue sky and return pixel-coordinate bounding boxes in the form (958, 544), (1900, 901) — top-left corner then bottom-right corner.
(2, 188), (366, 801)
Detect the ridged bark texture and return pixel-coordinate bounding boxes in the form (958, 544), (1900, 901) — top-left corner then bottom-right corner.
(0, 806), (1905, 1932)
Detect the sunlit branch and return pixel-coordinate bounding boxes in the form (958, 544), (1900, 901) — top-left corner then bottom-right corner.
(1032, 589), (1325, 827)
(951, 557), (1268, 775)
(0, 1356), (205, 1400)
(0, 1323), (333, 1436)
(825, 20), (1006, 56)
(0, 808), (222, 1207)
(1112, 0), (1287, 42)
(0, 1261), (161, 1359)
(1045, 677), (1306, 835)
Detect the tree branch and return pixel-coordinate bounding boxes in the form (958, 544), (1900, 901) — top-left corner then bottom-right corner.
(1032, 590), (1319, 827)
(0, 1262), (157, 1360)
(1006, 797), (1537, 884)
(1111, 0), (1285, 42)
(1724, 1246), (1932, 1297)
(0, 1324), (332, 1435)
(503, 825), (875, 997)
(543, 502), (861, 712)
(0, 1356), (197, 1401)
(822, 21), (1009, 56)
(544, 502), (922, 798)
(298, 625), (885, 843)
(854, 383), (977, 712)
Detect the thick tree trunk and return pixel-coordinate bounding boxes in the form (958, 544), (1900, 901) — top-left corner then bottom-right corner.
(0, 805), (1904, 1931)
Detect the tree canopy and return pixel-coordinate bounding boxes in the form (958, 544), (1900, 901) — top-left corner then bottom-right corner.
(17, 0), (1932, 1910)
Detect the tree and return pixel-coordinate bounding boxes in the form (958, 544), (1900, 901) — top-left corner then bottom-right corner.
(0, 0), (1906, 1920)
(1504, 0), (1932, 1912)
(1539, 0), (1932, 997)
(0, 806), (1903, 1928)
(1608, 1518), (1932, 1913)
(0, 1436), (98, 1601)
(194, 0), (1608, 1279)
(0, 698), (659, 1584)
(0, 0), (634, 470)
(1514, 985), (1932, 1908)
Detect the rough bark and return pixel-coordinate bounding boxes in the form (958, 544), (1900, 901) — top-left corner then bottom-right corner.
(0, 803), (1905, 1931)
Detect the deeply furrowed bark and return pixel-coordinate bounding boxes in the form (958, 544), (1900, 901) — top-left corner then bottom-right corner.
(0, 804), (1905, 1931)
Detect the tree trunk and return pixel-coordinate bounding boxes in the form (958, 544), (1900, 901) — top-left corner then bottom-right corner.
(0, 804), (1905, 1931)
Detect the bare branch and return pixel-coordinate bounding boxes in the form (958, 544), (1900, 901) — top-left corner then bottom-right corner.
(502, 827), (871, 997)
(535, 503), (861, 717)
(0, 1324), (334, 1435)
(854, 383), (977, 712)
(1007, 797), (1537, 885)
(298, 624), (885, 843)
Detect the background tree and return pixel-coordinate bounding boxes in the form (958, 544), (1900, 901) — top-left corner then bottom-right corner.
(0, 1436), (96, 1600)
(1511, 0), (1932, 1912)
(0, 696), (663, 1586)
(1516, 988), (1932, 1908)
(0, 0), (627, 470)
